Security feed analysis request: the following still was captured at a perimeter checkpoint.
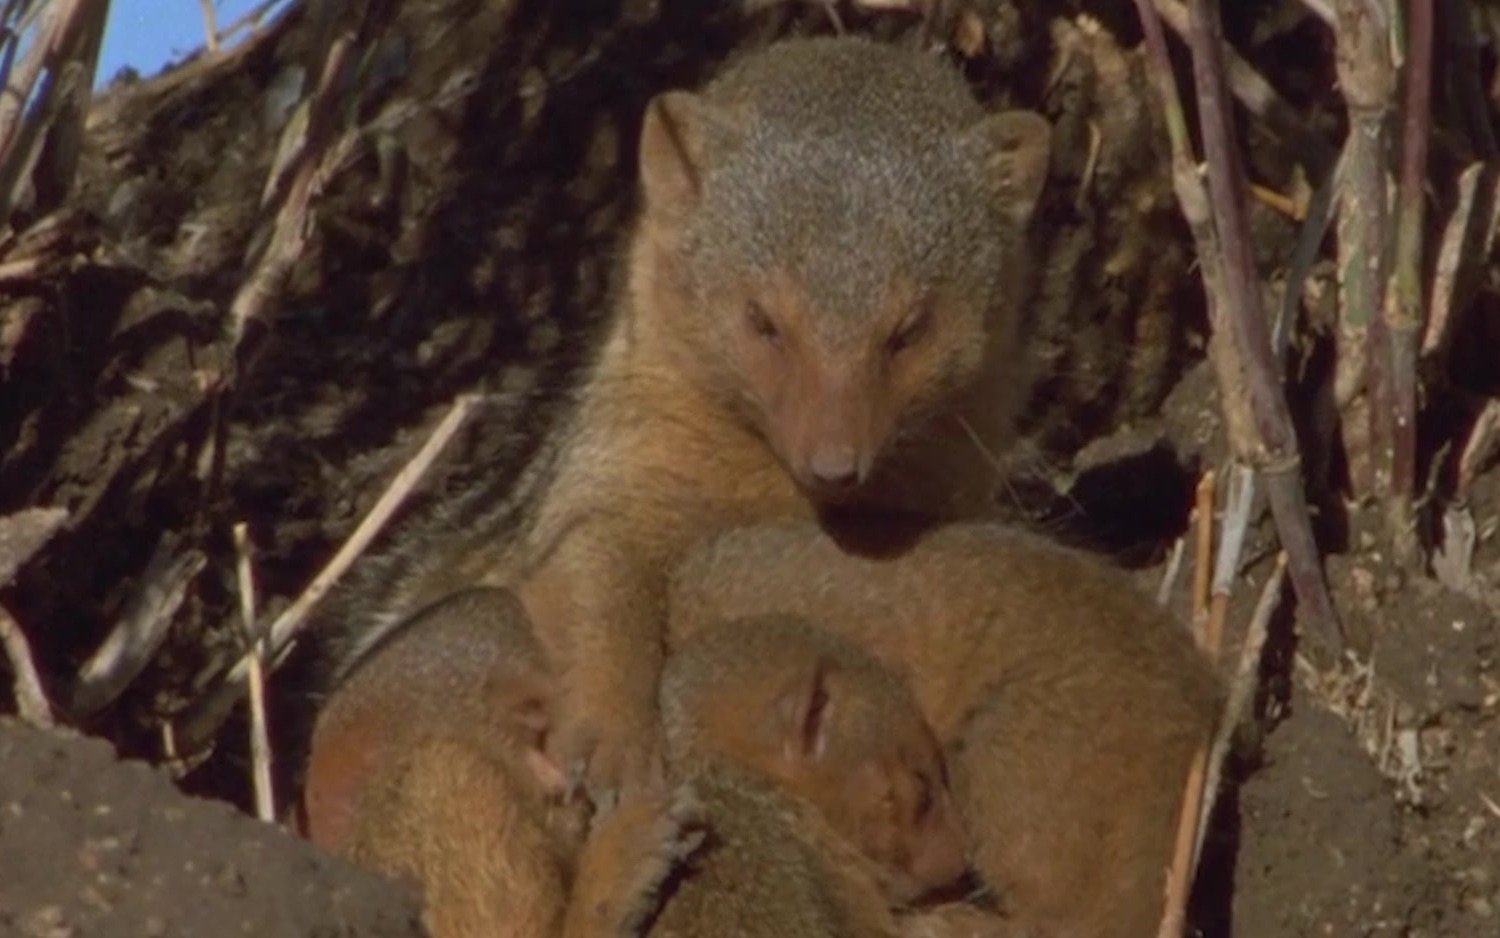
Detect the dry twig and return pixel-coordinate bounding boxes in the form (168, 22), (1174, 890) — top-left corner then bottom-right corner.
(70, 545), (206, 719)
(1132, 0), (1342, 653)
(233, 522), (276, 823)
(1383, 0), (1434, 564)
(230, 393), (485, 688)
(1332, 0), (1394, 502)
(0, 505), (67, 727)
(1191, 470), (1216, 633)
(0, 0), (107, 226)
(1153, 0), (1336, 175)
(1158, 470), (1219, 938)
(1208, 464), (1256, 659)
(177, 393), (486, 752)
(0, 602), (52, 726)
(1185, 0), (1341, 651)
(1156, 535), (1187, 607)
(1197, 552), (1288, 867)
(198, 0), (220, 51)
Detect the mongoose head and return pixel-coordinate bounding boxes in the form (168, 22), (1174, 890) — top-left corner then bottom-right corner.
(632, 36), (1050, 503)
(662, 616), (969, 903)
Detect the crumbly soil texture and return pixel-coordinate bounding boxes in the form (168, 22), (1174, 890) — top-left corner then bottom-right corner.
(1, 2), (1497, 937)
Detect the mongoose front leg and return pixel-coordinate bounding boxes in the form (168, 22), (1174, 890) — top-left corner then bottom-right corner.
(518, 523), (676, 810)
(561, 784), (708, 938)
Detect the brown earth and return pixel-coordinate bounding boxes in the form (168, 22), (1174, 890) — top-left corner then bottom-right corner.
(0, 718), (424, 938)
(1, 2), (1497, 937)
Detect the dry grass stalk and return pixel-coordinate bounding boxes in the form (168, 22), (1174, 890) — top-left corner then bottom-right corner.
(0, 505), (67, 727)
(0, 602), (53, 726)
(233, 522), (276, 823)
(1331, 0), (1394, 503)
(1157, 534), (1187, 606)
(0, 0), (107, 227)
(1157, 470), (1219, 937)
(176, 392), (485, 753)
(1132, 0), (1342, 652)
(1382, 0), (1434, 565)
(226, 22), (358, 350)
(198, 0), (220, 51)
(1191, 470), (1216, 633)
(1197, 552), (1289, 868)
(238, 392), (485, 685)
(70, 546), (206, 719)
(1153, 0), (1335, 175)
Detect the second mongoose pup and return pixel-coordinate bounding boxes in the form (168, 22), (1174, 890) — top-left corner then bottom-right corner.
(642, 615), (1000, 938)
(319, 34), (1054, 804)
(659, 615), (968, 906)
(667, 518), (1223, 938)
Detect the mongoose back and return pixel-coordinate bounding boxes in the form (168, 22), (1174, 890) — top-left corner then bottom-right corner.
(320, 34), (1053, 807)
(666, 519), (1223, 938)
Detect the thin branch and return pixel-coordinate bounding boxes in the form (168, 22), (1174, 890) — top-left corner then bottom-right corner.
(1153, 0), (1337, 176)
(1185, 0), (1344, 651)
(69, 546), (206, 719)
(1136, 0), (1342, 652)
(1422, 161), (1482, 358)
(1157, 535), (1187, 607)
(176, 393), (487, 753)
(226, 21), (360, 349)
(218, 0), (287, 45)
(0, 505), (67, 586)
(1161, 468), (1219, 938)
(0, 0), (75, 157)
(1383, 0), (1434, 565)
(0, 602), (53, 726)
(233, 522), (276, 823)
(1332, 0), (1396, 502)
(1208, 464), (1256, 659)
(199, 0), (220, 51)
(1192, 470), (1217, 635)
(247, 393), (483, 681)
(1158, 744), (1209, 938)
(1457, 399), (1500, 497)
(1196, 552), (1289, 868)
(0, 0), (105, 227)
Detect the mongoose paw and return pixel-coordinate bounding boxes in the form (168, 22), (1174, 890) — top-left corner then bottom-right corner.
(550, 700), (667, 815)
(898, 902), (1032, 938)
(570, 782), (709, 937)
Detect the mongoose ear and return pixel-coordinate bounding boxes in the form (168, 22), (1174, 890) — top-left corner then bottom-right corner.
(638, 90), (744, 220)
(769, 655), (838, 765)
(967, 109), (1052, 226)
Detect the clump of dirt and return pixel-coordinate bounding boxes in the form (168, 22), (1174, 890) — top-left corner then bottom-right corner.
(0, 718), (424, 938)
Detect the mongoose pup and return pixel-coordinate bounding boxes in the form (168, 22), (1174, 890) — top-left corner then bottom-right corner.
(659, 615), (968, 906)
(642, 615), (1003, 938)
(666, 519), (1223, 938)
(303, 591), (981, 937)
(302, 587), (681, 938)
(321, 34), (1053, 802)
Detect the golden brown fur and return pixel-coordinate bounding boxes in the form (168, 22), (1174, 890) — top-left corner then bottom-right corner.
(303, 591), (995, 938)
(667, 518), (1222, 938)
(318, 35), (1053, 805)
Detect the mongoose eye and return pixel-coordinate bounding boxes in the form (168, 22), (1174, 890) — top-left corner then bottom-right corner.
(745, 301), (783, 348)
(886, 307), (931, 356)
